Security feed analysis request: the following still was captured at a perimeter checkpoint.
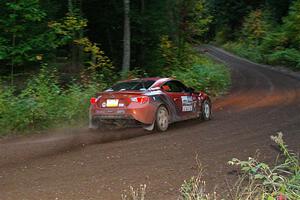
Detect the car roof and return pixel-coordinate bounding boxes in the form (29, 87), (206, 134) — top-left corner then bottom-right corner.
(121, 77), (162, 82)
(117, 77), (177, 88)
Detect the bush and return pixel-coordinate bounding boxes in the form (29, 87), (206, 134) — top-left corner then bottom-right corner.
(282, 0), (300, 48)
(224, 41), (300, 71)
(223, 42), (264, 63)
(241, 10), (269, 44)
(267, 49), (300, 70)
(0, 66), (104, 135)
(159, 37), (230, 96)
(222, 1), (300, 71)
(229, 132), (300, 200)
(172, 53), (230, 96)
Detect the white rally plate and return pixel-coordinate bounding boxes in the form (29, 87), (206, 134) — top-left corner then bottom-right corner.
(106, 99), (119, 107)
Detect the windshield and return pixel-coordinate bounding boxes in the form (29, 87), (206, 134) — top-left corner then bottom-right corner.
(106, 80), (155, 91)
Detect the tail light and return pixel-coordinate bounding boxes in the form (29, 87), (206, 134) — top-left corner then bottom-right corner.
(131, 96), (149, 104)
(90, 96), (102, 105)
(90, 97), (97, 105)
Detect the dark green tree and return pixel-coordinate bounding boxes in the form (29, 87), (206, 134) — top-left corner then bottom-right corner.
(0, 0), (55, 84)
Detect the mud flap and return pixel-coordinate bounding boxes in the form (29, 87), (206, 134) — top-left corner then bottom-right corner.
(143, 122), (155, 131)
(89, 106), (98, 130)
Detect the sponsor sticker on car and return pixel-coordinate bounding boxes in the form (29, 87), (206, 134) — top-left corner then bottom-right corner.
(181, 96), (193, 112)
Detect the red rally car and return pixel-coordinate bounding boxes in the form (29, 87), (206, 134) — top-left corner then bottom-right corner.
(89, 78), (212, 131)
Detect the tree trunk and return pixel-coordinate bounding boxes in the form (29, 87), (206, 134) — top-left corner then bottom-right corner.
(140, 0), (145, 67)
(68, 0), (73, 13)
(69, 0), (83, 73)
(122, 0), (131, 73)
(11, 33), (16, 86)
(11, 1), (17, 86)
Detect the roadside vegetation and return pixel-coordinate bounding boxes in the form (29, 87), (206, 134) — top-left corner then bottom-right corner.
(0, 68), (102, 135)
(0, 0), (230, 136)
(0, 44), (229, 136)
(214, 0), (300, 71)
(122, 133), (300, 200)
(160, 38), (230, 96)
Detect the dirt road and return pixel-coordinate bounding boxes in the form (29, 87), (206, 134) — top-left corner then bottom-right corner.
(1, 46), (300, 200)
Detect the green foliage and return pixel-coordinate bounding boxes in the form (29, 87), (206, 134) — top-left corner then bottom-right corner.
(222, 0), (300, 71)
(49, 12), (87, 46)
(120, 68), (148, 80)
(267, 49), (300, 70)
(223, 42), (265, 63)
(172, 53), (230, 96)
(208, 0), (250, 41)
(159, 35), (180, 74)
(0, 0), (51, 65)
(214, 27), (232, 45)
(74, 37), (116, 83)
(228, 132), (300, 200)
(260, 31), (289, 53)
(241, 10), (270, 44)
(181, 0), (213, 43)
(159, 37), (230, 96)
(282, 0), (300, 48)
(0, 66), (103, 135)
(74, 37), (113, 71)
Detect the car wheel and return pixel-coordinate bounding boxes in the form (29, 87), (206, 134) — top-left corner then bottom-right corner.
(201, 100), (211, 121)
(155, 106), (169, 132)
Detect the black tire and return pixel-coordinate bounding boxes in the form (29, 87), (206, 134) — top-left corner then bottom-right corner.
(155, 106), (169, 132)
(201, 100), (212, 121)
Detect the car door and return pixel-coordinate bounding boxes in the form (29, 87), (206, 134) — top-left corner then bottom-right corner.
(172, 81), (198, 119)
(161, 80), (194, 120)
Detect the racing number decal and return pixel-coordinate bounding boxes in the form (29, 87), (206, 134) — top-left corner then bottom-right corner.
(181, 96), (193, 112)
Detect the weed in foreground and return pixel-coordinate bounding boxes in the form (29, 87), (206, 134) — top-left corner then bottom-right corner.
(180, 173), (217, 200)
(120, 132), (299, 200)
(121, 184), (147, 200)
(228, 132), (300, 200)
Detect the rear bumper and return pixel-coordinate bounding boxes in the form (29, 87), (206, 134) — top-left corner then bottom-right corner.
(91, 115), (142, 127)
(90, 103), (157, 125)
(93, 114), (133, 120)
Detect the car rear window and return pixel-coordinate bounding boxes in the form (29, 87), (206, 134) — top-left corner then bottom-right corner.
(107, 80), (155, 91)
